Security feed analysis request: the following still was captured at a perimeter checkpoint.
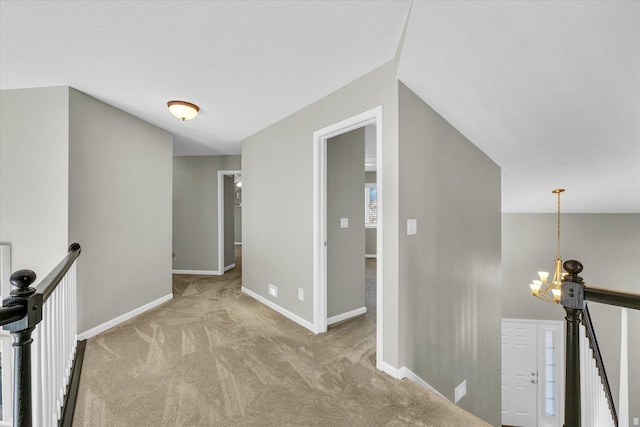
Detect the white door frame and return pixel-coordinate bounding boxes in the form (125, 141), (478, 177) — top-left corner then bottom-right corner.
(217, 170), (242, 274)
(312, 106), (384, 370)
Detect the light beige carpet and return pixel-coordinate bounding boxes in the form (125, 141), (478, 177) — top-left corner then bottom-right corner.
(73, 249), (490, 426)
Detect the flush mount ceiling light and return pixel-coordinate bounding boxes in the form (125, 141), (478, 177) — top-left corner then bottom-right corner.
(167, 100), (199, 121)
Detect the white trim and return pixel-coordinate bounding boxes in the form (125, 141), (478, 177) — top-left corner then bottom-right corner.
(398, 366), (447, 399)
(78, 293), (173, 340)
(172, 269), (220, 275)
(234, 242), (242, 246)
(313, 106), (385, 371)
(365, 254), (377, 259)
(502, 318), (564, 326)
(217, 169), (242, 276)
(224, 263), (236, 272)
(379, 361), (399, 378)
(0, 331), (13, 424)
(241, 286), (317, 333)
(327, 307), (366, 325)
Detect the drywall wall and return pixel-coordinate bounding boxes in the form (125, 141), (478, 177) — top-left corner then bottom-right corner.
(0, 87), (69, 281)
(502, 213), (640, 425)
(172, 156), (241, 272)
(327, 128), (365, 317)
(68, 88), (173, 334)
(241, 60), (400, 366)
(224, 175), (235, 268)
(365, 171), (377, 256)
(397, 82), (501, 425)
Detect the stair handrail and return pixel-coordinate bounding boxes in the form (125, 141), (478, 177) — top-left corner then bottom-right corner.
(1, 243), (81, 427)
(582, 303), (617, 426)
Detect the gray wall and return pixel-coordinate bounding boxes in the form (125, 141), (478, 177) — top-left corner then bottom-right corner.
(241, 60), (400, 365)
(502, 213), (640, 425)
(68, 88), (173, 334)
(172, 156), (240, 271)
(397, 82), (502, 425)
(365, 171), (377, 256)
(224, 175), (235, 268)
(0, 87), (69, 280)
(327, 128), (365, 318)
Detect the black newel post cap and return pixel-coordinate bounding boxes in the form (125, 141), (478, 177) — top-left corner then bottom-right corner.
(564, 260), (583, 275)
(69, 242), (81, 253)
(9, 270), (36, 289)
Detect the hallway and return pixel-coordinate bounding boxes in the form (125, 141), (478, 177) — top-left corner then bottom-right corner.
(73, 248), (489, 426)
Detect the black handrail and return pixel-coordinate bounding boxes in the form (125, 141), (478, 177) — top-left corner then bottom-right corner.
(35, 242), (81, 302)
(584, 286), (640, 310)
(2, 243), (81, 427)
(0, 304), (27, 327)
(582, 303), (618, 427)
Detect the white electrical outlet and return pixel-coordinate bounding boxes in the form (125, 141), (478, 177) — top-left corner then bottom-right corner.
(633, 417), (639, 426)
(268, 283), (278, 298)
(454, 380), (466, 403)
(340, 218), (349, 228)
(298, 288), (304, 301)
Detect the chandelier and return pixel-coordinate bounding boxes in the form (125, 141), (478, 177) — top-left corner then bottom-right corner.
(529, 189), (566, 303)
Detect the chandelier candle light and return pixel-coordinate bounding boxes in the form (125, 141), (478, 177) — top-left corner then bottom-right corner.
(529, 188), (567, 303)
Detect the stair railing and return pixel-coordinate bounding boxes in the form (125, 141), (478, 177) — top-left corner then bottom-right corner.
(561, 259), (640, 427)
(0, 243), (81, 427)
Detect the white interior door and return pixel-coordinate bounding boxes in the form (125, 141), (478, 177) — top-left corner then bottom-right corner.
(502, 321), (538, 427)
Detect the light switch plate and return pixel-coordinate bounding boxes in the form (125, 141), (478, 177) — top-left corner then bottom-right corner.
(298, 288), (304, 301)
(407, 219), (417, 235)
(340, 218), (349, 228)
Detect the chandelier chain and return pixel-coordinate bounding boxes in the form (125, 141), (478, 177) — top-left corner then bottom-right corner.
(557, 190), (561, 259)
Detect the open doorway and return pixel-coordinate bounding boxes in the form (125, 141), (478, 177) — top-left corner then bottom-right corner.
(313, 106), (383, 370)
(218, 170), (242, 274)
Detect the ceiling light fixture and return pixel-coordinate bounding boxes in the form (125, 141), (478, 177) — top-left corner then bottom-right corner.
(529, 188), (566, 303)
(167, 100), (199, 121)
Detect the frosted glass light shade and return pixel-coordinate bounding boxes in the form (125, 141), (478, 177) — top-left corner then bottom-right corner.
(530, 282), (541, 295)
(538, 271), (549, 282)
(167, 101), (199, 121)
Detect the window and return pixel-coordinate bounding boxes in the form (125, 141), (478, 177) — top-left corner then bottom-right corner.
(544, 330), (557, 416)
(365, 184), (377, 227)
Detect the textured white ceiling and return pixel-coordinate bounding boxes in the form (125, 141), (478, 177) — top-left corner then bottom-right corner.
(1, 1), (638, 212)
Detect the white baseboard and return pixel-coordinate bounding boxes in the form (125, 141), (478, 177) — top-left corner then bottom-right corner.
(234, 242), (242, 246)
(223, 263), (236, 272)
(379, 361), (400, 378)
(172, 269), (220, 275)
(78, 293), (173, 340)
(365, 254), (377, 259)
(241, 286), (316, 333)
(398, 366), (446, 399)
(327, 307), (366, 325)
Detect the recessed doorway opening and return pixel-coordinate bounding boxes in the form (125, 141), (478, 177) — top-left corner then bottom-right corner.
(312, 106), (384, 371)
